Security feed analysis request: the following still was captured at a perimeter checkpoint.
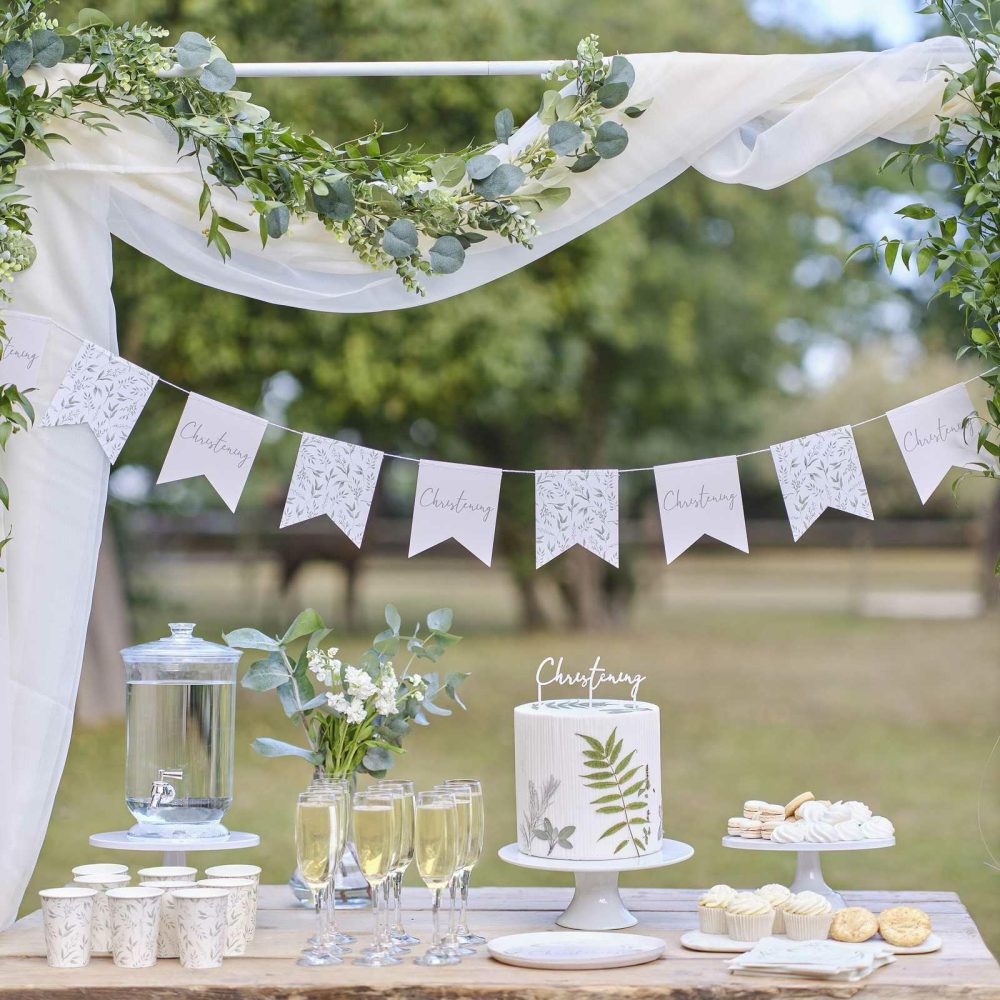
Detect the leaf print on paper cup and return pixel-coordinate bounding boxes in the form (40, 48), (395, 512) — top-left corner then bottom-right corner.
(198, 878), (256, 955)
(72, 873), (131, 955)
(140, 880), (197, 958)
(107, 886), (163, 968)
(39, 887), (97, 968)
(173, 888), (228, 969)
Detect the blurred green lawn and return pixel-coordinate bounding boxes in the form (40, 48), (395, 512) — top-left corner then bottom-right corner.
(25, 551), (1000, 956)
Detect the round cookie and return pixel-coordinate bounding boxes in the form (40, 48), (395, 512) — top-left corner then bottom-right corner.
(830, 906), (878, 943)
(879, 906), (932, 948)
(784, 791), (814, 819)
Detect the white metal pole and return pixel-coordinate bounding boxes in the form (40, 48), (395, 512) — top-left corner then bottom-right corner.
(228, 60), (559, 78)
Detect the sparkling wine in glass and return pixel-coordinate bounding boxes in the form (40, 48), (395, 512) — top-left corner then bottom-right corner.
(376, 780), (418, 948)
(444, 778), (486, 946)
(352, 792), (400, 967)
(295, 792), (342, 966)
(414, 791), (460, 966)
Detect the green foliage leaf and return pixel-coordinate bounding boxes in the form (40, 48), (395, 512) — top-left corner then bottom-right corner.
(175, 31), (212, 69)
(594, 121), (629, 158)
(281, 608), (325, 644)
(466, 153), (500, 181)
(362, 745), (394, 771)
(429, 235), (466, 274)
(2, 41), (32, 78)
(385, 603), (401, 633)
(383, 218), (419, 258)
(570, 153), (601, 173)
(896, 203), (937, 221)
(30, 30), (64, 69)
(251, 737), (322, 763)
(596, 81), (629, 108)
(265, 203), (290, 238)
(624, 99), (652, 118)
(200, 57), (238, 94)
(431, 155), (466, 187)
(224, 627), (279, 651)
(426, 608), (453, 633)
(313, 178), (354, 220)
(473, 163), (525, 198)
(495, 107), (515, 143)
(607, 54), (636, 88)
(242, 652), (290, 691)
(548, 120), (585, 155)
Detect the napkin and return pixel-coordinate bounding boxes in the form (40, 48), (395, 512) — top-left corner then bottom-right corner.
(727, 937), (896, 982)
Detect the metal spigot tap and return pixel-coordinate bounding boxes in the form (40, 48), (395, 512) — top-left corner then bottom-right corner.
(149, 768), (184, 808)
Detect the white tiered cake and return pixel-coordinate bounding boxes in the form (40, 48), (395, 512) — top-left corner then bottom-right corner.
(514, 699), (662, 861)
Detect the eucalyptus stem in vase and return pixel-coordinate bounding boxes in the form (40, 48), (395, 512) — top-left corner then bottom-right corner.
(223, 606), (468, 904)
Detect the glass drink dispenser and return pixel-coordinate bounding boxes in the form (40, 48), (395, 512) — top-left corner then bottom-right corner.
(122, 623), (240, 839)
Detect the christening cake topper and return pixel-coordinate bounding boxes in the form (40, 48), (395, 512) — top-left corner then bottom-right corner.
(535, 654), (646, 706)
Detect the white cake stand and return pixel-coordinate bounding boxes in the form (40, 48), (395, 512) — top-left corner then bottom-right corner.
(499, 838), (694, 930)
(721, 836), (895, 909)
(89, 830), (260, 868)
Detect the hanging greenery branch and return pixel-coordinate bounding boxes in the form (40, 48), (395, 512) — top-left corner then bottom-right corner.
(0, 0), (649, 557)
(851, 0), (999, 556)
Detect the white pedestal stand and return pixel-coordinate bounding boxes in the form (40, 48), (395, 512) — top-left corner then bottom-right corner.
(89, 830), (260, 868)
(499, 838), (694, 931)
(721, 836), (895, 909)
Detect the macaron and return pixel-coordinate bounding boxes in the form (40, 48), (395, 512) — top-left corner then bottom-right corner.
(760, 819), (783, 840)
(784, 791), (814, 819)
(740, 819), (763, 839)
(760, 803), (785, 822)
(743, 799), (767, 820)
(727, 817), (748, 836)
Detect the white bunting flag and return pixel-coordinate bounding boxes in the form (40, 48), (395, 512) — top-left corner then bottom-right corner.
(0, 314), (49, 390)
(771, 425), (873, 541)
(535, 469), (619, 568)
(886, 384), (996, 503)
(409, 460), (503, 565)
(281, 433), (383, 546)
(653, 456), (749, 563)
(157, 393), (267, 512)
(40, 340), (157, 462)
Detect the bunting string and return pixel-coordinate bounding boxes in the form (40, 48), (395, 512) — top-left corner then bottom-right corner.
(9, 308), (1000, 567)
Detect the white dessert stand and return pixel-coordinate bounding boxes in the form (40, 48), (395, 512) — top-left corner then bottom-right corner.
(499, 838), (694, 930)
(89, 830), (260, 868)
(721, 836), (895, 909)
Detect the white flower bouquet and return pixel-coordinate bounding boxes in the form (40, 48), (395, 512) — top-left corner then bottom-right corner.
(224, 605), (467, 777)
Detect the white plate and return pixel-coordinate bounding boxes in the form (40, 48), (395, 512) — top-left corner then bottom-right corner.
(680, 930), (941, 956)
(721, 835), (895, 853)
(488, 931), (666, 970)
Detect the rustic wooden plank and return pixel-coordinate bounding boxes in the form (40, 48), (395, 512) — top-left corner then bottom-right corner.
(1, 887), (996, 999)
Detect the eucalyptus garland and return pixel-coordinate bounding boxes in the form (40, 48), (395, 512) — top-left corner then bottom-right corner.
(857, 0), (1000, 547)
(0, 0), (649, 557)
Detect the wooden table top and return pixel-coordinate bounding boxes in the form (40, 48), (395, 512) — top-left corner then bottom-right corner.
(1, 885), (998, 998)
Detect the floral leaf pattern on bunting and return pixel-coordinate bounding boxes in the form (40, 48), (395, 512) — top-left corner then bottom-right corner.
(770, 425), (873, 542)
(280, 433), (383, 547)
(535, 468), (619, 568)
(39, 341), (157, 462)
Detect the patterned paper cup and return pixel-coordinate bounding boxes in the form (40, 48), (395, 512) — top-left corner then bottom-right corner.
(72, 874), (131, 955)
(197, 878), (256, 955)
(173, 888), (228, 969)
(203, 865), (260, 938)
(140, 880), (197, 958)
(71, 863), (129, 879)
(137, 866), (198, 884)
(107, 887), (163, 968)
(39, 887), (97, 968)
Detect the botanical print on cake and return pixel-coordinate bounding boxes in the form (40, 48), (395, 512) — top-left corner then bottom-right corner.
(770, 425), (873, 542)
(535, 468), (619, 568)
(40, 340), (158, 462)
(577, 727), (651, 858)
(280, 432), (383, 545)
(519, 776), (575, 856)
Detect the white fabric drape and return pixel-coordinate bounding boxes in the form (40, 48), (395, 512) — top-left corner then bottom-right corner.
(0, 36), (971, 926)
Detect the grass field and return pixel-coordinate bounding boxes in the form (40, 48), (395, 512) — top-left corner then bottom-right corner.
(23, 550), (1000, 956)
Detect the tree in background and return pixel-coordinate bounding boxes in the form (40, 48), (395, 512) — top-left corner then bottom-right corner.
(103, 0), (962, 627)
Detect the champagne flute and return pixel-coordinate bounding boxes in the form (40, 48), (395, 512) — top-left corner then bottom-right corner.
(413, 791), (460, 966)
(315, 780), (355, 950)
(434, 784), (474, 956)
(444, 778), (486, 946)
(375, 780), (418, 948)
(295, 791), (342, 966)
(351, 791), (400, 967)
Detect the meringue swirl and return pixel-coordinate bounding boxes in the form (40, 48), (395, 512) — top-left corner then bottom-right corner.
(770, 821), (806, 844)
(861, 816), (894, 840)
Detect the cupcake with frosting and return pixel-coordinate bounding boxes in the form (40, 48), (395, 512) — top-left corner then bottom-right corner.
(725, 892), (775, 942)
(782, 890), (833, 940)
(698, 884), (736, 934)
(755, 883), (791, 933)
